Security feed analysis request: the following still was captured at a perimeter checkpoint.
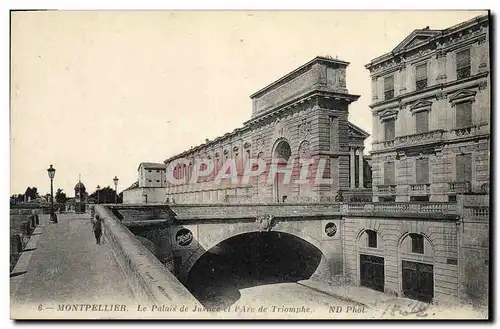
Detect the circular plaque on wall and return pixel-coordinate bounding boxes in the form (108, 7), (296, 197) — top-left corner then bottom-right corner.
(325, 222), (337, 237)
(176, 228), (193, 246)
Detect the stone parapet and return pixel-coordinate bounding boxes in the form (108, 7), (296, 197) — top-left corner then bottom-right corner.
(94, 205), (201, 306)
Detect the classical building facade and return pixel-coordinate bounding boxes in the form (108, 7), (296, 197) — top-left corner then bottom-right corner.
(355, 14), (490, 306)
(123, 162), (167, 204)
(365, 15), (490, 203)
(164, 56), (370, 204)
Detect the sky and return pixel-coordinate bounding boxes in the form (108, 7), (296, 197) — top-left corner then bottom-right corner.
(10, 10), (486, 196)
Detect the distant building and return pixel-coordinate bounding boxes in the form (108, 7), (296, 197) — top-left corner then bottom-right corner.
(74, 180), (87, 213)
(122, 162), (167, 204)
(365, 15), (490, 203)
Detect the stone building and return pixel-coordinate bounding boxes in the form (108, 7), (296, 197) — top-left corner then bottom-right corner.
(74, 180), (87, 213)
(164, 56), (370, 204)
(365, 14), (490, 203)
(347, 14), (490, 306)
(123, 162), (167, 204)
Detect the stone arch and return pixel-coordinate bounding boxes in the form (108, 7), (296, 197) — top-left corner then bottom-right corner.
(354, 226), (388, 288)
(298, 140), (311, 159)
(396, 229), (436, 301)
(271, 137), (292, 160)
(179, 225), (330, 283)
(270, 138), (293, 202)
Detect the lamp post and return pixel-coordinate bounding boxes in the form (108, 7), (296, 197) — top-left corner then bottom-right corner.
(96, 185), (101, 204)
(47, 164), (57, 223)
(113, 176), (119, 204)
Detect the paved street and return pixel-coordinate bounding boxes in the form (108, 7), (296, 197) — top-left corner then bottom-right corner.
(10, 213), (135, 311)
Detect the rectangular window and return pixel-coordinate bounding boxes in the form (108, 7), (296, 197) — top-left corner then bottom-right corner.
(367, 231), (377, 248)
(384, 161), (395, 185)
(415, 63), (428, 90)
(384, 119), (395, 141)
(384, 76), (394, 100)
(456, 49), (471, 79)
(411, 234), (424, 254)
(456, 154), (472, 182)
(455, 101), (473, 129)
(415, 111), (429, 134)
(416, 158), (429, 184)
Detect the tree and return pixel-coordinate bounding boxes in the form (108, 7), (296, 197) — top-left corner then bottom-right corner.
(88, 186), (122, 204)
(55, 189), (67, 204)
(24, 187), (39, 201)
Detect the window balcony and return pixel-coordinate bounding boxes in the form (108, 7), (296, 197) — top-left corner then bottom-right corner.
(457, 66), (471, 80)
(410, 183), (431, 195)
(376, 184), (396, 194)
(415, 79), (428, 91)
(448, 181), (471, 194)
(449, 125), (475, 139)
(384, 90), (394, 100)
(394, 130), (444, 149)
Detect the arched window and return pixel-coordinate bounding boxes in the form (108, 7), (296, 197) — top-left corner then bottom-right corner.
(366, 230), (377, 248)
(409, 233), (424, 254)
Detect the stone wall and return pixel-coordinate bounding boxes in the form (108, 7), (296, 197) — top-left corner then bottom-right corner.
(343, 216), (460, 305)
(94, 205), (200, 306)
(123, 187), (166, 204)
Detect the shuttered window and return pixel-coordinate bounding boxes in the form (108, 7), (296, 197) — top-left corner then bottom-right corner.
(415, 63), (428, 90)
(416, 158), (429, 184)
(456, 154), (472, 182)
(384, 161), (395, 185)
(415, 111), (429, 134)
(456, 49), (471, 79)
(384, 76), (394, 100)
(384, 119), (395, 141)
(455, 101), (473, 129)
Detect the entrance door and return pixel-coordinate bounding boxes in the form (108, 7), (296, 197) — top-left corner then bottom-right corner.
(402, 260), (434, 303)
(360, 254), (385, 292)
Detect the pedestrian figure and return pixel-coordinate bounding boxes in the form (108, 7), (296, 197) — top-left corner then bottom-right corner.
(92, 215), (103, 244)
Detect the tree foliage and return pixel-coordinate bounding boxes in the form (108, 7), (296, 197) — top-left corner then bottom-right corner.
(88, 186), (122, 203)
(55, 188), (67, 204)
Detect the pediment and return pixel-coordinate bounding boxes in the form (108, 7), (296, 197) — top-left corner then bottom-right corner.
(348, 122), (370, 139)
(449, 89), (477, 102)
(393, 29), (442, 53)
(410, 100), (433, 111)
(379, 109), (398, 118)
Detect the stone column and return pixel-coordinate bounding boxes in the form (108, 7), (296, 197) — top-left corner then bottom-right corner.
(350, 147), (355, 189)
(358, 148), (364, 188)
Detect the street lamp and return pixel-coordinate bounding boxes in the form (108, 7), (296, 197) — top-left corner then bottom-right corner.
(96, 185), (101, 204)
(113, 176), (119, 204)
(47, 164), (57, 223)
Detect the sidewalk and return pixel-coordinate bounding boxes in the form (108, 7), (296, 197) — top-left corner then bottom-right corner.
(297, 279), (489, 319)
(297, 279), (397, 308)
(10, 213), (135, 318)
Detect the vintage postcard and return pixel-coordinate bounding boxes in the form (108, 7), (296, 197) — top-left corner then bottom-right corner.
(9, 10), (491, 320)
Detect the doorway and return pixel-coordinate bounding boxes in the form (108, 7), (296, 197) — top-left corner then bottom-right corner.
(360, 254), (385, 292)
(402, 260), (434, 303)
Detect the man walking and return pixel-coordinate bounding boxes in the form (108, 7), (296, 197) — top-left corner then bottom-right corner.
(92, 215), (103, 244)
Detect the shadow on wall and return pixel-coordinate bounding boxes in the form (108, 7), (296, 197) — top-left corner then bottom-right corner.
(184, 231), (323, 309)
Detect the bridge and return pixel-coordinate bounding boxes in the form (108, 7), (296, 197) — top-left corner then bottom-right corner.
(10, 200), (488, 319)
